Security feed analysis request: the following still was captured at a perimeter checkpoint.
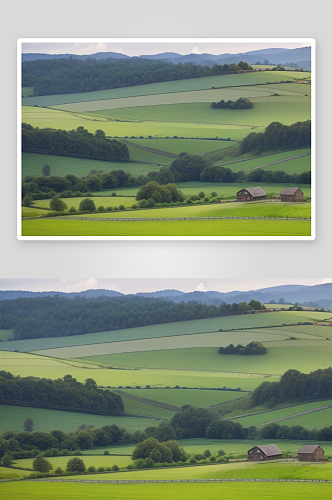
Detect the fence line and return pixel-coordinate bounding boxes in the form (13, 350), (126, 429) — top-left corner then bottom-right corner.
(54, 216), (311, 222)
(30, 478), (332, 484)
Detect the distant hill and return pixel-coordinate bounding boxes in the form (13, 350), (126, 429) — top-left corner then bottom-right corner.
(0, 283), (330, 310)
(22, 46), (311, 70)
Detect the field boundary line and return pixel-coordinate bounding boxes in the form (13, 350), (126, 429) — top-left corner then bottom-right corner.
(29, 478), (332, 484)
(256, 404), (332, 426)
(49, 216), (311, 222)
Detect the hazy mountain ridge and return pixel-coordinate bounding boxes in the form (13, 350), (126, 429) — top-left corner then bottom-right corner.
(22, 46), (311, 69)
(0, 283), (330, 309)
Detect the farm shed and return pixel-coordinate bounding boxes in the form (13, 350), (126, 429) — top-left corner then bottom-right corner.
(247, 444), (282, 461)
(237, 186), (266, 202)
(280, 187), (304, 202)
(297, 445), (325, 461)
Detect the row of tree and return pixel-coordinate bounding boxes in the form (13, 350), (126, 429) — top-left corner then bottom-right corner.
(22, 57), (253, 96)
(250, 367), (332, 407)
(0, 295), (269, 340)
(211, 97), (253, 109)
(22, 125), (129, 161)
(238, 120), (311, 154)
(218, 341), (267, 355)
(0, 372), (124, 414)
(2, 404), (332, 466)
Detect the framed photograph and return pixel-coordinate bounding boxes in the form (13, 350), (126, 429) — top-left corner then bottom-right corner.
(18, 38), (315, 240)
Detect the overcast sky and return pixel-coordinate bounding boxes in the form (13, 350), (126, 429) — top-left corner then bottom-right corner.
(20, 40), (309, 57)
(0, 278), (330, 294)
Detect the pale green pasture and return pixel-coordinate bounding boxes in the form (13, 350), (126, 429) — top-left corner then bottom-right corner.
(21, 87), (34, 98)
(0, 329), (14, 341)
(33, 196), (135, 211)
(22, 106), (252, 141)
(22, 152), (150, 177)
(279, 324), (332, 337)
(0, 312), (310, 352)
(120, 388), (247, 407)
(0, 466), (31, 480)
(22, 207), (49, 218)
(93, 98), (310, 128)
(126, 138), (234, 155)
(71, 201), (311, 219)
(75, 341), (332, 376)
(274, 407), (332, 429)
(0, 404), (155, 434)
(13, 454), (132, 471)
(21, 217), (311, 236)
(119, 397), (176, 419)
(231, 400), (332, 428)
(2, 481), (331, 500)
(123, 143), (173, 165)
(216, 149), (311, 172)
(0, 352), (275, 391)
(22, 71), (309, 107)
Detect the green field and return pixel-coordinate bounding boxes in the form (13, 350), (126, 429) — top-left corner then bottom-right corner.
(0, 404), (159, 434)
(73, 341), (332, 376)
(22, 152), (150, 177)
(1, 311), (328, 352)
(91, 98), (309, 128)
(2, 481), (331, 500)
(13, 454), (132, 471)
(21, 217), (311, 237)
(68, 201), (311, 219)
(0, 351), (277, 391)
(0, 329), (14, 341)
(230, 400), (332, 428)
(22, 70), (310, 107)
(126, 138), (235, 156)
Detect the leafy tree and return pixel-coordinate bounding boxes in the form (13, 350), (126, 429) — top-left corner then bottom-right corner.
(0, 453), (13, 467)
(33, 454), (53, 473)
(41, 164), (51, 176)
(54, 467), (63, 474)
(170, 406), (216, 438)
(23, 418), (33, 432)
(66, 457), (86, 473)
(50, 197), (67, 212)
(79, 198), (96, 212)
(22, 194), (33, 207)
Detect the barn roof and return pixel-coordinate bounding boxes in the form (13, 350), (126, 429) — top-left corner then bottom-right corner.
(280, 187), (303, 195)
(248, 444), (282, 456)
(237, 186), (266, 197)
(297, 445), (323, 454)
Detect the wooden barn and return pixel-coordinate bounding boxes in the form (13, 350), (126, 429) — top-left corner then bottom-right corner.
(247, 444), (282, 461)
(297, 445), (325, 461)
(280, 187), (304, 202)
(237, 186), (266, 202)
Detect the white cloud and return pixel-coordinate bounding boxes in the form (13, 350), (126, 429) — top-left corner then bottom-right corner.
(191, 46), (201, 54)
(196, 283), (206, 292)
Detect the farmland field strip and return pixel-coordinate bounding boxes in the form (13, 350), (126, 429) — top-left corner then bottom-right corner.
(255, 405), (332, 426)
(116, 390), (181, 411)
(54, 216), (311, 222)
(245, 153), (310, 171)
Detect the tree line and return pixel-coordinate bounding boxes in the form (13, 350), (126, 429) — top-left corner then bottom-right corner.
(250, 367), (332, 407)
(22, 125), (129, 161)
(218, 341), (267, 355)
(22, 57), (253, 96)
(2, 403), (332, 468)
(0, 295), (270, 341)
(239, 120), (311, 155)
(0, 372), (124, 414)
(211, 97), (253, 109)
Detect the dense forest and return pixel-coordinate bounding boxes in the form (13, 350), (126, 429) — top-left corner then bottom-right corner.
(218, 341), (267, 355)
(0, 372), (124, 414)
(22, 57), (253, 96)
(22, 125), (130, 161)
(250, 367), (332, 407)
(239, 120), (311, 154)
(0, 296), (265, 340)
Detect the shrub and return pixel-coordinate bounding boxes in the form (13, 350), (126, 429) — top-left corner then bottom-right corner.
(54, 467), (63, 474)
(112, 464), (119, 471)
(66, 457), (86, 473)
(118, 204), (125, 211)
(106, 206), (113, 211)
(87, 465), (96, 472)
(68, 206), (77, 213)
(103, 450), (110, 455)
(78, 198), (96, 212)
(98, 466), (105, 472)
(98, 205), (105, 212)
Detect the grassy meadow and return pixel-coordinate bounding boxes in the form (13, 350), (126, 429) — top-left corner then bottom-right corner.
(2, 481), (332, 500)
